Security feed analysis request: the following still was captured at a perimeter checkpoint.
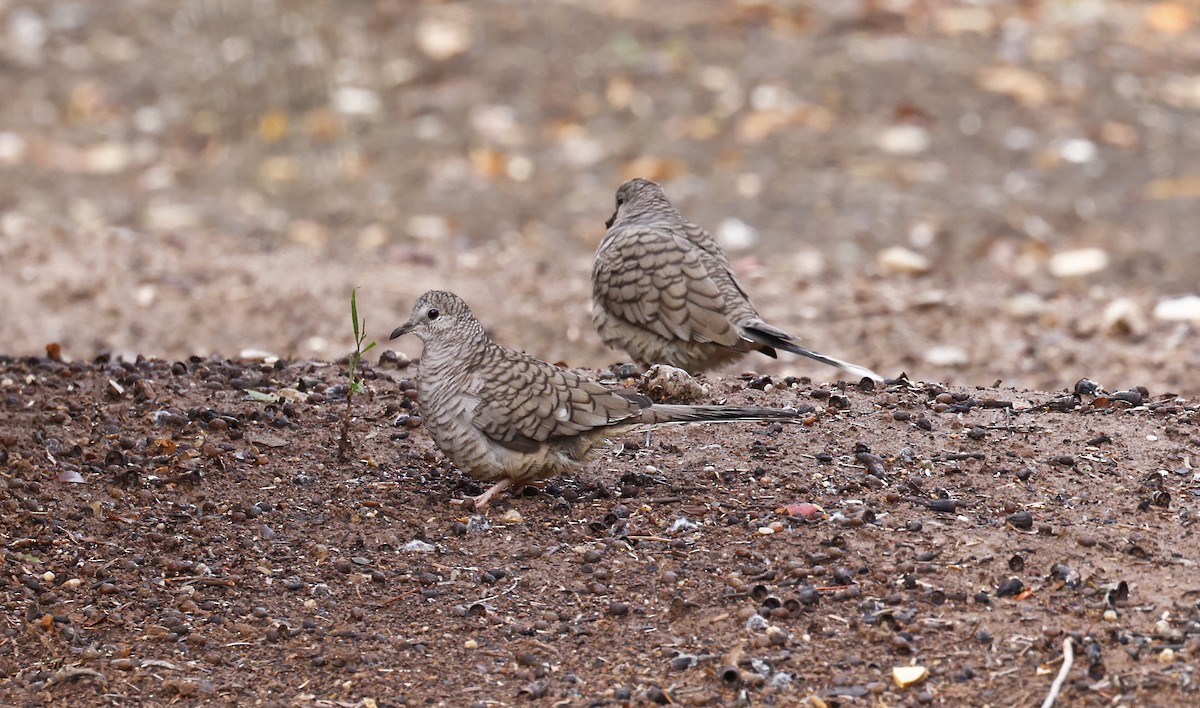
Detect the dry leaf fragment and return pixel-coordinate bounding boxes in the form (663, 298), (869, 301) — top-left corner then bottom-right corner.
(1146, 3), (1192, 34)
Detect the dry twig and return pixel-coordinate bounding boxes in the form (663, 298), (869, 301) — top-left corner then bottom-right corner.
(1040, 637), (1074, 708)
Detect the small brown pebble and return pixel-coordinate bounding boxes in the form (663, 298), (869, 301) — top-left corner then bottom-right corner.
(1078, 534), (1098, 547)
(608, 601), (629, 616)
(892, 410), (911, 422)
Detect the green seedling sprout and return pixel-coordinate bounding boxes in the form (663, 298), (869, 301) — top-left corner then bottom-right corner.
(338, 288), (376, 461)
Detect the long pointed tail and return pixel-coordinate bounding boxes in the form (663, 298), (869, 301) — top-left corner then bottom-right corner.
(742, 321), (882, 381)
(774, 340), (883, 382)
(639, 404), (801, 425)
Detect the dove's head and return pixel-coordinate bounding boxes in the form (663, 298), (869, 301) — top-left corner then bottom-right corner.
(605, 177), (675, 229)
(390, 290), (482, 344)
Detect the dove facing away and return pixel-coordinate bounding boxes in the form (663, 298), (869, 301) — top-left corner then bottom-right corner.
(592, 178), (881, 381)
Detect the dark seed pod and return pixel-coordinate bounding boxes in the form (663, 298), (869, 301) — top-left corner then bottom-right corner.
(796, 586), (820, 605)
(747, 375), (772, 391)
(928, 499), (957, 513)
(669, 654), (696, 671)
(1111, 390), (1143, 406)
(1007, 511), (1034, 530)
(996, 578), (1024, 597)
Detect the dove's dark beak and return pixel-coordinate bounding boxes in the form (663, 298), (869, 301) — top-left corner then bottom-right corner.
(605, 212), (616, 229)
(389, 322), (414, 340)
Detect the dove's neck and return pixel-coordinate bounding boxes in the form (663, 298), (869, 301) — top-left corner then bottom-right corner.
(418, 328), (489, 383)
(616, 197), (681, 228)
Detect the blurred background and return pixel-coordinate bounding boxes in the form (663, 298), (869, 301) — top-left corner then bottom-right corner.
(0, 0), (1198, 393)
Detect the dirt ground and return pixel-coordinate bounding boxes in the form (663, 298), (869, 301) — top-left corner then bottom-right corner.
(2, 356), (1199, 707)
(2, 0), (1200, 706)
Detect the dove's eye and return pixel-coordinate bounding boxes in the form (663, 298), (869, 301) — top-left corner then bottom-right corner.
(427, 308), (440, 321)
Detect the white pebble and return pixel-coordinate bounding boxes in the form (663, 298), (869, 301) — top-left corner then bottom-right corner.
(924, 346), (970, 367)
(876, 124), (930, 155)
(416, 9), (473, 61)
(333, 87), (382, 117)
(1047, 248), (1109, 278)
(85, 141), (132, 175)
(0, 132), (27, 164)
(1153, 294), (1200, 321)
(877, 246), (930, 275)
(716, 217), (758, 250)
(1003, 293), (1046, 320)
(1059, 138), (1097, 164)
